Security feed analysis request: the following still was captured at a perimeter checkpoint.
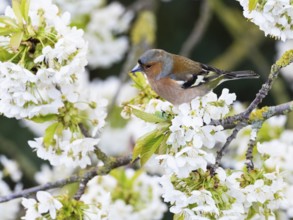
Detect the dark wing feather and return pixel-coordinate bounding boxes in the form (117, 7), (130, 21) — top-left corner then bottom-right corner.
(169, 54), (225, 89)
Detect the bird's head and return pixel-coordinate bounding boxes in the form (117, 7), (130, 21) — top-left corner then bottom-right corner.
(131, 49), (173, 80)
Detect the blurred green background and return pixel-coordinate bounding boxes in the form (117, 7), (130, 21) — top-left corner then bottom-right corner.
(1, 0), (292, 190)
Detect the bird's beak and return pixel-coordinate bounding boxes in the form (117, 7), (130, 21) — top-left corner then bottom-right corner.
(131, 64), (143, 73)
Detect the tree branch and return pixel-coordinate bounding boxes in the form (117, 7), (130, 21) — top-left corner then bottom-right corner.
(245, 122), (262, 171)
(0, 155), (132, 203)
(211, 122), (246, 174)
(78, 123), (110, 164)
(212, 62), (282, 128)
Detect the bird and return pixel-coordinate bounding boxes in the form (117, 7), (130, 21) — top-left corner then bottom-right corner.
(131, 49), (259, 105)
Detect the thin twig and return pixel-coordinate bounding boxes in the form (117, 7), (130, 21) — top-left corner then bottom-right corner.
(243, 64), (280, 119)
(245, 122), (262, 171)
(180, 0), (212, 57)
(78, 123), (110, 164)
(0, 175), (79, 203)
(211, 122), (246, 174)
(211, 101), (293, 129)
(0, 155), (132, 203)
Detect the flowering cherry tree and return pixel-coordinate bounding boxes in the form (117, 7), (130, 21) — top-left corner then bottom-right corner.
(1, 0), (293, 219)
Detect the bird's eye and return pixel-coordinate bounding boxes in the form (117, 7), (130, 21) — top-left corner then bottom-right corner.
(145, 64), (152, 69)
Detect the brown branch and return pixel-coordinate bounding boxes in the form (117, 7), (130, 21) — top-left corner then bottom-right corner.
(211, 122), (246, 175)
(245, 122), (262, 171)
(78, 123), (110, 164)
(0, 155), (132, 203)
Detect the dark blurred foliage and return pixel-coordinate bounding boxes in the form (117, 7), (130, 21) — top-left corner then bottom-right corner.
(1, 0), (292, 197)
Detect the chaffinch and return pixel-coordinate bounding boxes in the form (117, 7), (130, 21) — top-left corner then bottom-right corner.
(131, 49), (259, 105)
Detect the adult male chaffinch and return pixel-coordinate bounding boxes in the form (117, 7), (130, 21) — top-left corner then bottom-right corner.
(131, 49), (259, 105)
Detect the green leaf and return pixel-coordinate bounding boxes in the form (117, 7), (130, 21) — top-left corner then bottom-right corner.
(108, 105), (128, 128)
(0, 47), (14, 61)
(132, 129), (159, 161)
(174, 214), (184, 220)
(132, 107), (167, 123)
(60, 182), (79, 198)
(129, 72), (146, 90)
(133, 128), (168, 166)
(129, 169), (143, 184)
(43, 122), (61, 147)
(0, 16), (19, 29)
(20, 0), (30, 23)
(155, 133), (170, 154)
(30, 114), (58, 123)
(0, 27), (19, 36)
(12, 0), (23, 24)
(140, 134), (165, 166)
(248, 0), (258, 11)
(10, 31), (23, 51)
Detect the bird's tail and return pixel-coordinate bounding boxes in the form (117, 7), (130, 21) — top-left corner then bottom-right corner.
(224, 70), (259, 79)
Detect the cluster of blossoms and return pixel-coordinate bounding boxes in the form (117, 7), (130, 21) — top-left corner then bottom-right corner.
(221, 111), (293, 218)
(0, 0), (107, 168)
(129, 87), (287, 219)
(53, 0), (132, 69)
(25, 167), (167, 220)
(160, 168), (285, 219)
(81, 169), (167, 220)
(237, 0), (293, 41)
(144, 89), (234, 178)
(257, 130), (293, 217)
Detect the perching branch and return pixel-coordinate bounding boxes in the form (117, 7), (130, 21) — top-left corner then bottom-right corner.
(210, 51), (293, 171)
(211, 59), (289, 128)
(0, 155), (132, 203)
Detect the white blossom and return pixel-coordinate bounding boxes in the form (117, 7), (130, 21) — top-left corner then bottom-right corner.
(0, 172), (21, 220)
(81, 169), (167, 220)
(237, 0), (293, 41)
(0, 0), (8, 14)
(0, 155), (22, 182)
(35, 164), (74, 185)
(21, 191), (62, 220)
(37, 191), (63, 219)
(21, 198), (42, 220)
(53, 0), (132, 68)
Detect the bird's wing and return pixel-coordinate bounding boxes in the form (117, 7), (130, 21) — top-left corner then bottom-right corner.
(169, 55), (224, 89)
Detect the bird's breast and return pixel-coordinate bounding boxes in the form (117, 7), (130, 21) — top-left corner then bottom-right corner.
(148, 77), (211, 105)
